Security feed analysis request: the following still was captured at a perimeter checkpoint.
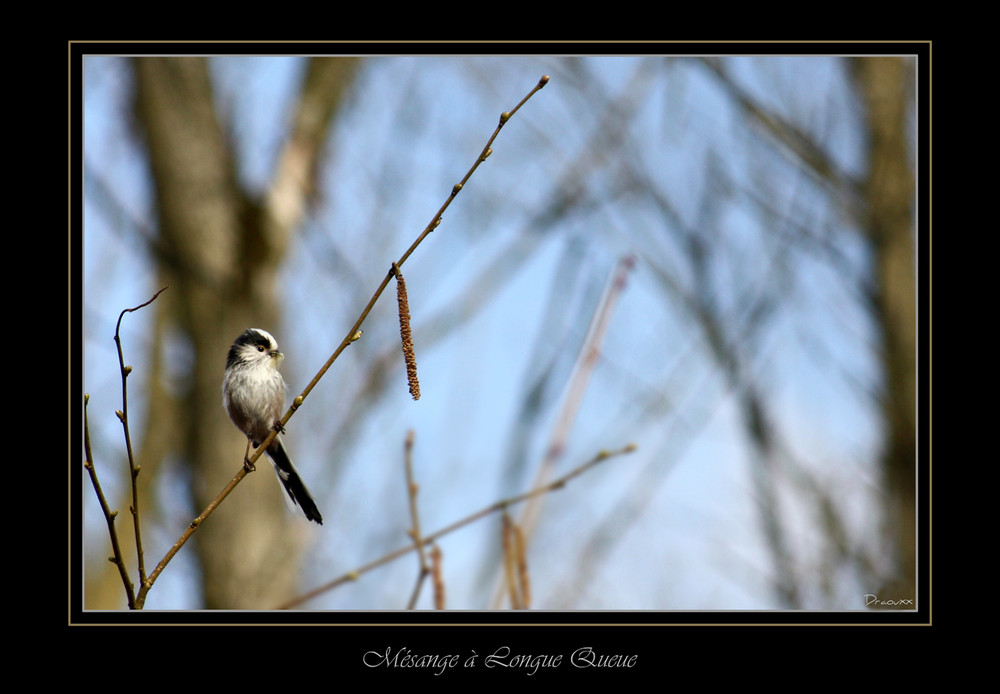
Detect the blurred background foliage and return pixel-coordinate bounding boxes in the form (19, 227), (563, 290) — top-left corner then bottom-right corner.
(82, 54), (918, 610)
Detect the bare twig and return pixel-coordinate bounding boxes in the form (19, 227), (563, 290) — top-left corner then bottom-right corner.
(430, 544), (445, 610)
(111, 286), (167, 604)
(516, 257), (635, 538)
(288, 74), (550, 419)
(487, 256), (634, 608)
(501, 511), (521, 609)
(133, 77), (550, 605)
(84, 393), (136, 608)
(403, 430), (429, 609)
(512, 519), (531, 608)
(141, 464), (251, 597)
(277, 442), (635, 609)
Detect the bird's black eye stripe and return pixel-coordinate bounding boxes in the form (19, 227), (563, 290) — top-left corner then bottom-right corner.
(234, 329), (272, 350)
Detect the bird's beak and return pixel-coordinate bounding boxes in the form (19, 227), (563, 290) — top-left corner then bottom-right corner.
(270, 350), (284, 363)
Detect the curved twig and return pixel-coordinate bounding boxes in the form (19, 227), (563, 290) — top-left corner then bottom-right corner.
(136, 76), (551, 605)
(111, 287), (167, 605)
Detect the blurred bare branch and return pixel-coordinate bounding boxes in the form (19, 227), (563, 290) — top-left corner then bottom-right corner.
(84, 55), (918, 611)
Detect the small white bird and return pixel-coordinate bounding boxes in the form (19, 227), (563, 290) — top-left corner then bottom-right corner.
(222, 328), (323, 524)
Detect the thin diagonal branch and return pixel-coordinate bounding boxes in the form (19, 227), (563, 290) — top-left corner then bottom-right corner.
(133, 76), (550, 605)
(278, 442), (635, 609)
(289, 75), (551, 418)
(516, 255), (636, 542)
(490, 255), (635, 608)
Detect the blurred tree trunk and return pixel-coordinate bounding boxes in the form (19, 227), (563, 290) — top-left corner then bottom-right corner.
(109, 56), (358, 608)
(852, 57), (916, 599)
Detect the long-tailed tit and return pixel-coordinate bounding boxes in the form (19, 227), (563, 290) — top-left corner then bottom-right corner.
(222, 328), (323, 524)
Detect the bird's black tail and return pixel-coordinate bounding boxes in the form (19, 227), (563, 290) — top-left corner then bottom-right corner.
(266, 440), (324, 524)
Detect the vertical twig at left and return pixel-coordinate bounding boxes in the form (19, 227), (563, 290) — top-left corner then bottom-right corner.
(100, 286), (167, 608)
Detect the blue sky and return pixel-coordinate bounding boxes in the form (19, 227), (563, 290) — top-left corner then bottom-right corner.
(82, 54), (900, 610)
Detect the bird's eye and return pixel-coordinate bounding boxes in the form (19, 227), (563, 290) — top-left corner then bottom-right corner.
(257, 346), (266, 352)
